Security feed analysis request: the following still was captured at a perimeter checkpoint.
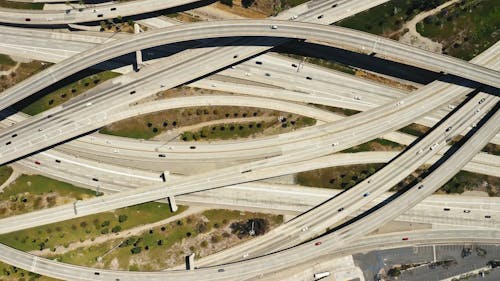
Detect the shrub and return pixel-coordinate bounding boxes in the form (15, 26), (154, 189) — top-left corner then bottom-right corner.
(200, 240), (208, 248)
(220, 0), (233, 7)
(101, 220), (110, 227)
(111, 226), (122, 233)
(130, 247), (142, 254)
(101, 228), (109, 234)
(118, 214), (128, 223)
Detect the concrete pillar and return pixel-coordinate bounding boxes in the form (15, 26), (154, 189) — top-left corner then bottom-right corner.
(134, 23), (143, 71)
(185, 253), (195, 270)
(168, 196), (178, 213)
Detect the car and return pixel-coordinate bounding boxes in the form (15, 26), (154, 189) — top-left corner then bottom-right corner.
(11, 134), (17, 138)
(463, 210), (471, 213)
(479, 98), (485, 104)
(314, 241), (322, 246)
(94, 272), (100, 275)
(110, 7), (117, 11)
(158, 154), (166, 158)
(317, 15), (324, 19)
(97, 14), (103, 18)
(34, 161), (41, 165)
(190, 146), (196, 149)
(38, 128), (43, 132)
(290, 15), (298, 20)
(444, 208), (450, 211)
(448, 104), (456, 110)
(5, 141), (11, 146)
(396, 100), (405, 106)
(218, 269), (225, 272)
(418, 185), (423, 190)
(85, 102), (93, 107)
(55, 159), (61, 163)
(265, 73), (271, 77)
(337, 207), (344, 212)
(445, 126), (452, 132)
(301, 226), (309, 232)
(270, 25), (278, 29)
(92, 178), (99, 182)
(291, 63), (297, 68)
(306, 76), (312, 80)
(485, 215), (491, 219)
(130, 90), (136, 95)
(416, 148), (423, 155)
(402, 237), (409, 241)
(332, 142), (339, 147)
(353, 96), (361, 100)
(25, 18), (31, 22)
(363, 192), (370, 197)
(242, 253), (249, 258)
(430, 143), (439, 150)
(472, 123), (477, 128)
(255, 61), (262, 65)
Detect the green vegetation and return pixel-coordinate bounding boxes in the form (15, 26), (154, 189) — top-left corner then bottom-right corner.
(241, 0), (255, 8)
(0, 203), (187, 252)
(297, 164), (384, 189)
(0, 261), (58, 281)
(0, 175), (95, 218)
(336, 0), (447, 36)
(281, 0), (309, 9)
(314, 104), (360, 116)
(0, 61), (51, 92)
(399, 123), (429, 137)
(0, 175), (94, 200)
(0, 54), (16, 66)
(19, 71), (120, 115)
(181, 116), (315, 141)
(51, 209), (281, 271)
(101, 105), (315, 140)
(0, 0), (43, 9)
(416, 0), (500, 60)
(440, 171), (499, 196)
(482, 143), (500, 156)
(285, 54), (356, 75)
(342, 138), (405, 153)
(0, 165), (13, 186)
(219, 0), (233, 7)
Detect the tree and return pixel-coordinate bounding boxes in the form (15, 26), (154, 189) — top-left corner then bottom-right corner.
(118, 214), (128, 223)
(130, 247), (141, 254)
(111, 226), (122, 233)
(220, 0), (233, 7)
(241, 0), (255, 8)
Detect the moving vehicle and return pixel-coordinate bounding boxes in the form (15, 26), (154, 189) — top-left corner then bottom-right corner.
(314, 272), (330, 279)
(270, 25), (278, 29)
(314, 241), (322, 246)
(402, 237), (409, 241)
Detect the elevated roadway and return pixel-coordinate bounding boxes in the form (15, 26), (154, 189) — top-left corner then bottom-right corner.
(0, 0), (202, 25)
(1, 20), (500, 165)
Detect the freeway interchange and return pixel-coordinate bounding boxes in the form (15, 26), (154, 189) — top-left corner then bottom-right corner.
(0, 0), (498, 280)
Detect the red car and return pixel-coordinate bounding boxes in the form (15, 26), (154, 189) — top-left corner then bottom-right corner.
(314, 241), (322, 246)
(34, 161), (41, 165)
(402, 237), (409, 241)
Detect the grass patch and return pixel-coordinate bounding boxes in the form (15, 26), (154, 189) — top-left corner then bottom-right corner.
(51, 209), (282, 271)
(0, 61), (51, 92)
(399, 123), (429, 137)
(440, 171), (499, 196)
(0, 175), (96, 219)
(313, 104), (360, 116)
(336, 0), (447, 36)
(284, 53), (356, 75)
(482, 143), (500, 156)
(0, 261), (58, 281)
(416, 0), (500, 60)
(342, 138), (405, 153)
(297, 163), (384, 189)
(19, 71), (120, 116)
(0, 0), (43, 9)
(0, 166), (13, 186)
(281, 0), (309, 9)
(0, 203), (186, 252)
(181, 116), (315, 141)
(0, 54), (16, 66)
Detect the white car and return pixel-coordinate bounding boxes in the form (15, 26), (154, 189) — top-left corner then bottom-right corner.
(270, 25), (278, 29)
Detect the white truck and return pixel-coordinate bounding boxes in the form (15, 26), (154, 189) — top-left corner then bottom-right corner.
(314, 271), (331, 280)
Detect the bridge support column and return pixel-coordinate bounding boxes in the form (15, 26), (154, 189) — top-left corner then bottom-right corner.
(160, 171), (177, 212)
(185, 253), (195, 270)
(134, 23), (144, 71)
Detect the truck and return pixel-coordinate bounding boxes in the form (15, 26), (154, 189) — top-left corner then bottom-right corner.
(314, 271), (330, 280)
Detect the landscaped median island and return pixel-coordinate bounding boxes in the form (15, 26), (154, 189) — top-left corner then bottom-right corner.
(416, 0), (499, 60)
(15, 70), (121, 116)
(0, 208), (283, 272)
(0, 175), (95, 219)
(0, 59), (51, 92)
(0, 166), (13, 187)
(100, 102), (317, 140)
